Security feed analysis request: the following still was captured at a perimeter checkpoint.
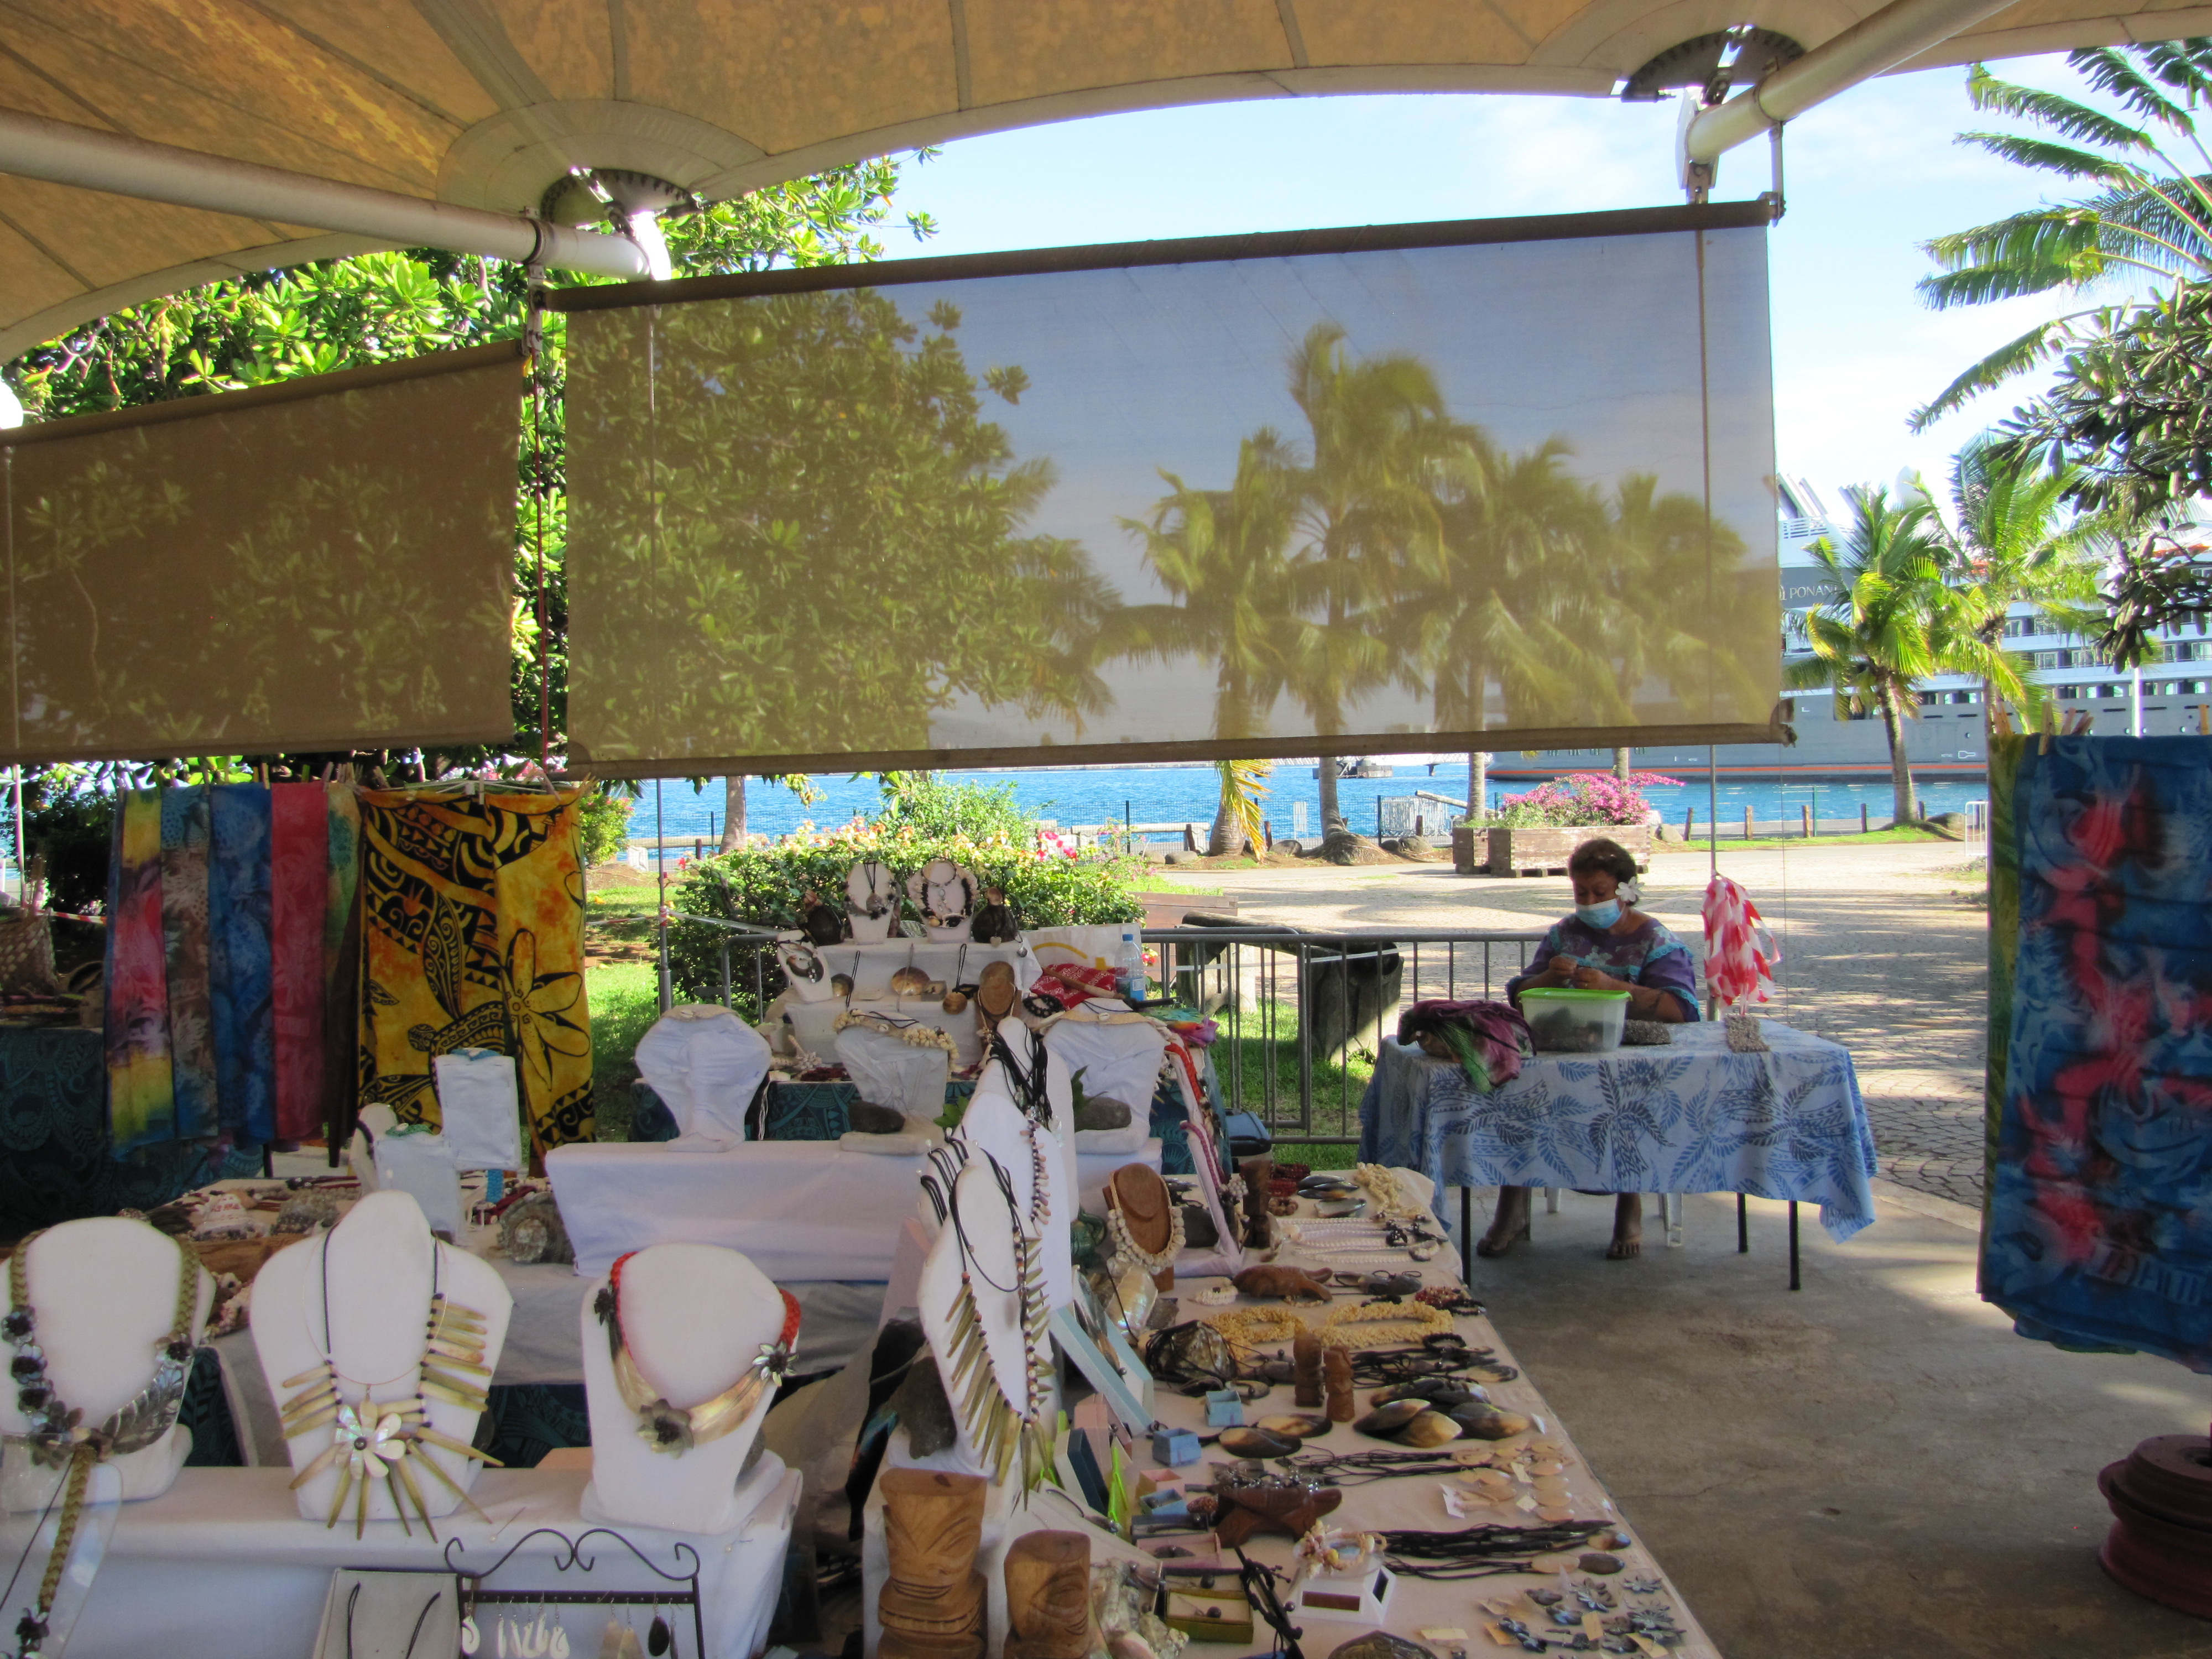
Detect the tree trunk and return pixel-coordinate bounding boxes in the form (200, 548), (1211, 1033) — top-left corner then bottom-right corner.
(1467, 750), (1489, 820)
(1206, 793), (1238, 858)
(1612, 746), (1631, 780)
(1880, 687), (1918, 825)
(721, 775), (746, 852)
(1317, 758), (1343, 836)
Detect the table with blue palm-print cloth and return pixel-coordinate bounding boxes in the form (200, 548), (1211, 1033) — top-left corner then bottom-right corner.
(1359, 1020), (1881, 1240)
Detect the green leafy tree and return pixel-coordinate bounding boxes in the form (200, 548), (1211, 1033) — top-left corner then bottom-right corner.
(0, 158), (936, 818)
(1912, 42), (2212, 429)
(565, 289), (1116, 760)
(1787, 489), (2042, 822)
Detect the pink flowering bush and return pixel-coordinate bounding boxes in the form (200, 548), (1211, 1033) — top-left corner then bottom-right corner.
(1491, 772), (1682, 827)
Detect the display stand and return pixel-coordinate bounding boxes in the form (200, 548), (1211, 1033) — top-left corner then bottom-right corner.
(0, 1217), (214, 1505)
(448, 1527), (703, 1659)
(954, 1086), (1073, 1308)
(579, 1243), (786, 1536)
(249, 1190), (512, 1527)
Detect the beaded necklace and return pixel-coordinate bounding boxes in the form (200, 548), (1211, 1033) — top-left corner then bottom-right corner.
(276, 1235), (499, 1540)
(594, 1258), (798, 1455)
(2, 1233), (200, 1659)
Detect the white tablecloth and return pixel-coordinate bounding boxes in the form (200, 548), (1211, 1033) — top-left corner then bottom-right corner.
(547, 1138), (1162, 1279)
(67, 1458), (797, 1659)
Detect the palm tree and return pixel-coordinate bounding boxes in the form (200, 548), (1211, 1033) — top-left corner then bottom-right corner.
(1928, 436), (2101, 745)
(1912, 42), (2212, 430)
(1108, 438), (1307, 854)
(1787, 489), (2044, 822)
(1277, 324), (1451, 852)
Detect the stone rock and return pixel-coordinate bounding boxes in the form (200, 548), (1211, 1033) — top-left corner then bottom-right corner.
(1327, 1634), (1434, 1659)
(848, 1099), (907, 1134)
(1073, 1094), (1133, 1132)
(1163, 849), (1204, 867)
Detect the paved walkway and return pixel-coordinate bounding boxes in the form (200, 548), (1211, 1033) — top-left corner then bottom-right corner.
(1189, 839), (1995, 1202)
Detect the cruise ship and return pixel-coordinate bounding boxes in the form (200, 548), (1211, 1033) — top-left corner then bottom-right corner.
(1495, 474), (2212, 783)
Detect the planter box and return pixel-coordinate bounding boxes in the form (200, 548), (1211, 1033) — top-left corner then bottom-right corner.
(1480, 824), (1653, 878)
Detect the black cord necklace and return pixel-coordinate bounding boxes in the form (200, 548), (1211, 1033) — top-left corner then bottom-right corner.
(946, 1157), (1020, 1294)
(1382, 1522), (1620, 1580)
(990, 1027), (1053, 1128)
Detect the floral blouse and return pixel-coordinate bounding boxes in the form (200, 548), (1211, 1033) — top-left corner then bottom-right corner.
(1505, 913), (1700, 1021)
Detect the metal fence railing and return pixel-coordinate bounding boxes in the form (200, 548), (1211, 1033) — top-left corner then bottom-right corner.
(657, 914), (1546, 1149)
(1144, 925), (1546, 1144)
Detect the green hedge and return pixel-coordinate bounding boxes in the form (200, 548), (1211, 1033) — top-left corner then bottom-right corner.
(666, 827), (1145, 1008)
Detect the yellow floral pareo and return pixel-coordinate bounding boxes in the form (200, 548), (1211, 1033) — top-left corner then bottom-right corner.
(358, 784), (593, 1152)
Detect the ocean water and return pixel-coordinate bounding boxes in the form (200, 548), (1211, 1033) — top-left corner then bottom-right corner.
(624, 762), (1990, 853)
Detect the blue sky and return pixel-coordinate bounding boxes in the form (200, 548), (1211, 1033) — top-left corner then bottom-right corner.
(878, 54), (2119, 519)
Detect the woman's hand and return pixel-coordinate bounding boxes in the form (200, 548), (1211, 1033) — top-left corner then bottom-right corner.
(1542, 954), (1579, 984)
(1572, 966), (1628, 992)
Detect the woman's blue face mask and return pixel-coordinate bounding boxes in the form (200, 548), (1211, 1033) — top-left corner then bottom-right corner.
(1576, 899), (1623, 930)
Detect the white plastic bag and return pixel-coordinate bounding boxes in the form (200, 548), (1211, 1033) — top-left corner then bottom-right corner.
(432, 1047), (523, 1171)
(371, 1131), (463, 1237)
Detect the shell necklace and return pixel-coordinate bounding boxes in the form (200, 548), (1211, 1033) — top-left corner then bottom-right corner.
(2, 1234), (200, 1659)
(277, 1235), (499, 1540)
(594, 1257), (798, 1455)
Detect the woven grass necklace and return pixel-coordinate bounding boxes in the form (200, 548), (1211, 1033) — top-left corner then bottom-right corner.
(276, 1234), (499, 1540)
(2, 1233), (199, 1659)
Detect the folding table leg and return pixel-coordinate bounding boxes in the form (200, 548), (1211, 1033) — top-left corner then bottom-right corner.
(1788, 1201), (1801, 1290)
(1459, 1186), (1473, 1285)
(1737, 1193), (1749, 1254)
(1662, 1193), (1683, 1248)
(1543, 1186), (1559, 1214)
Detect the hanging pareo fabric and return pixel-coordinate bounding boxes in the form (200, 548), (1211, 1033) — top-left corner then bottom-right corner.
(106, 782), (362, 1156)
(357, 785), (593, 1151)
(158, 787), (218, 1140)
(1983, 734), (2212, 1373)
(105, 791), (173, 1154)
(1700, 874), (1776, 1008)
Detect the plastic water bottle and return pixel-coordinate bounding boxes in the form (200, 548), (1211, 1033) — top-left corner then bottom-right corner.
(1119, 926), (1147, 1002)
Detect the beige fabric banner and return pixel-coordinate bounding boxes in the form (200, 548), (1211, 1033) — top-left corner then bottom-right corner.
(562, 209), (1781, 771)
(0, 348), (522, 763)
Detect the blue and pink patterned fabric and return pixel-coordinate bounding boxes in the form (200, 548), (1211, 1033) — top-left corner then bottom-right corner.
(1983, 734), (2212, 1371)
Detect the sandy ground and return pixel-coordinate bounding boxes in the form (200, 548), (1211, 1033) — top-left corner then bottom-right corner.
(1183, 839), (1994, 1201)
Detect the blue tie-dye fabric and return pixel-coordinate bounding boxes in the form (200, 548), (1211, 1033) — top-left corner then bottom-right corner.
(207, 784), (275, 1144)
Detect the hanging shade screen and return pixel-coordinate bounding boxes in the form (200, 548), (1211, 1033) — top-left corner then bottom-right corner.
(0, 346), (522, 764)
(560, 204), (1780, 773)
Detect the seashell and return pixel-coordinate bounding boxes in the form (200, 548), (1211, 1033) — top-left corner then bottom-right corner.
(1579, 1552), (1624, 1576)
(1448, 1404), (1531, 1440)
(1324, 1634), (1436, 1659)
(1233, 1266), (1334, 1303)
(1254, 1414), (1332, 1441)
(1354, 1400), (1428, 1439)
(890, 966), (932, 997)
(831, 974), (854, 998)
(1526, 1589), (1564, 1608)
(1394, 1410), (1462, 1448)
(1217, 1426), (1300, 1459)
(1370, 1379), (1484, 1410)
(1528, 1552), (1580, 1574)
(1256, 1358), (1298, 1384)
(942, 991), (969, 1014)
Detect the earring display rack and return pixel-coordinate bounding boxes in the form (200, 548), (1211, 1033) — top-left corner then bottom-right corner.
(444, 1528), (705, 1658)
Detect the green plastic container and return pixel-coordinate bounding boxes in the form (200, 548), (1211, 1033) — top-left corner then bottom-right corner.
(1520, 986), (1630, 1052)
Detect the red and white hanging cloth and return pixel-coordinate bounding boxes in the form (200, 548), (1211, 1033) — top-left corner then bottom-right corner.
(1701, 874), (1778, 1008)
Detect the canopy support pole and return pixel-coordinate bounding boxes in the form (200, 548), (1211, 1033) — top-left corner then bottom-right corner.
(0, 109), (651, 280)
(1682, 0), (2017, 167)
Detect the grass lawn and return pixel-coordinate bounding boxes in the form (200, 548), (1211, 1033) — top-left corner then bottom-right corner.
(1208, 1000), (1375, 1144)
(1652, 825), (1963, 853)
(587, 961), (660, 1140)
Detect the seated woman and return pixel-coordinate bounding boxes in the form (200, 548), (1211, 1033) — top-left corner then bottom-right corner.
(1485, 835), (1698, 1261)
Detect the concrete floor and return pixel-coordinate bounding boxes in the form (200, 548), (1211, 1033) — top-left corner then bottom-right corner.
(1465, 1183), (2212, 1658)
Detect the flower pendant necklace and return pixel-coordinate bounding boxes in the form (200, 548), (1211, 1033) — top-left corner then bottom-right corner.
(277, 1234), (500, 1540)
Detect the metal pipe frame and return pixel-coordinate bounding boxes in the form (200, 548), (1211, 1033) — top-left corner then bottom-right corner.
(0, 108), (651, 280)
(1683, 0), (2019, 164)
